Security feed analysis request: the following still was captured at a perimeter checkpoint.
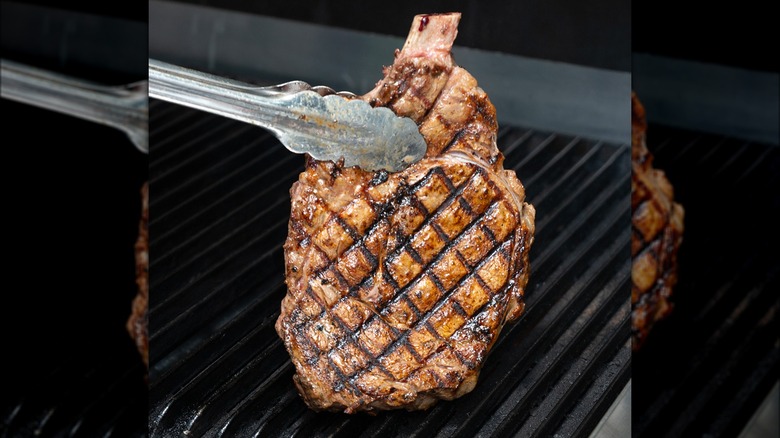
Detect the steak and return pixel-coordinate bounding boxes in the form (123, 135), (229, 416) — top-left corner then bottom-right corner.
(276, 13), (535, 413)
(127, 182), (149, 367)
(631, 93), (684, 350)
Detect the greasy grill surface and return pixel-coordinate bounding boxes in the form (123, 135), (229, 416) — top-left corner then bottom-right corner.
(632, 125), (780, 437)
(148, 99), (631, 436)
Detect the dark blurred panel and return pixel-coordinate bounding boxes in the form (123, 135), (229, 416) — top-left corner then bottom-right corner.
(1, 0), (147, 22)
(1, 2), (149, 435)
(1, 99), (148, 396)
(632, 2), (779, 437)
(0, 98), (149, 436)
(634, 0), (779, 72)
(631, 123), (779, 437)
(170, 0), (631, 71)
(1, 2), (147, 84)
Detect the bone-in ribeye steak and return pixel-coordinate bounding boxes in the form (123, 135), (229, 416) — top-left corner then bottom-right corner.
(276, 13), (536, 412)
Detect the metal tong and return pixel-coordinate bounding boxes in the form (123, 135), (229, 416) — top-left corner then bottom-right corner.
(0, 59), (148, 154)
(148, 59), (426, 172)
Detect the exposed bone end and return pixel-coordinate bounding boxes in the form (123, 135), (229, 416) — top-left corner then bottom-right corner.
(363, 14), (459, 109)
(402, 13), (461, 57)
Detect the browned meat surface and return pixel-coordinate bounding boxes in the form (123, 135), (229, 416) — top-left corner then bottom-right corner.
(276, 13), (535, 413)
(127, 182), (149, 367)
(631, 93), (684, 350)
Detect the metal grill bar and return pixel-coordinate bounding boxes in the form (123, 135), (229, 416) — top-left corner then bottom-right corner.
(149, 100), (631, 437)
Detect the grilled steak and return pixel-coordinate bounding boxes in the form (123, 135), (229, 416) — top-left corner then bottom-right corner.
(631, 93), (684, 350)
(276, 13), (535, 413)
(127, 182), (149, 367)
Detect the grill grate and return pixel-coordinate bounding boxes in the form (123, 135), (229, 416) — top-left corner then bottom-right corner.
(148, 99), (631, 437)
(632, 124), (780, 437)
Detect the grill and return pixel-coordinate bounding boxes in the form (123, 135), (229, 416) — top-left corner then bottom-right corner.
(632, 124), (780, 437)
(148, 98), (631, 436)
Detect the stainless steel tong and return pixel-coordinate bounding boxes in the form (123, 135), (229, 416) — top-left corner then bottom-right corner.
(148, 59), (426, 172)
(0, 59), (148, 153)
